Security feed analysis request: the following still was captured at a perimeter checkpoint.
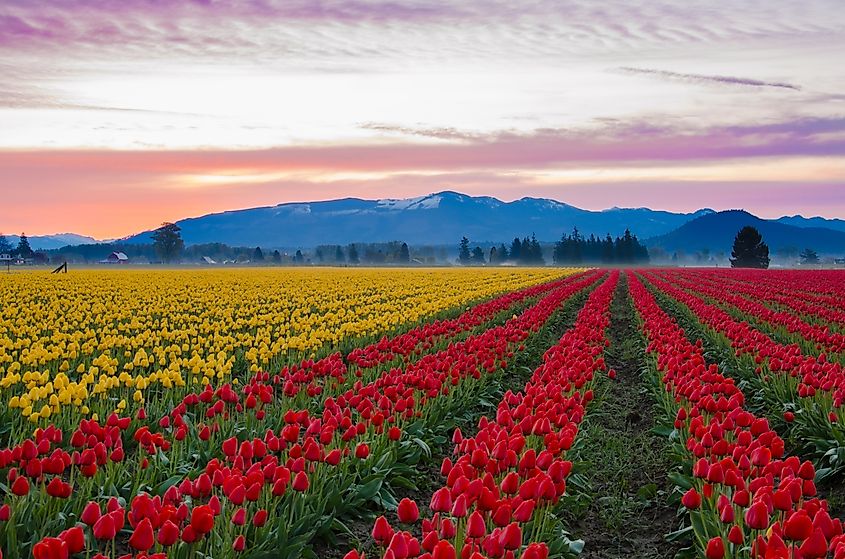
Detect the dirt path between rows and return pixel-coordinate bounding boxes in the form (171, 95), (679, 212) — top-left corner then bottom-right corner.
(571, 275), (681, 559)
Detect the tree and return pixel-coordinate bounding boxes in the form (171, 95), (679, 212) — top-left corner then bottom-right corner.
(800, 248), (819, 266)
(399, 242), (410, 263)
(335, 246), (345, 263)
(272, 250), (282, 264)
(730, 226), (770, 269)
(471, 246), (485, 264)
(497, 243), (509, 261)
(253, 247), (265, 261)
(0, 234), (11, 254)
(347, 244), (359, 264)
(152, 223), (184, 263)
(458, 237), (471, 264)
(15, 232), (34, 259)
(489, 246), (498, 264)
(509, 238), (522, 262)
(294, 250), (305, 264)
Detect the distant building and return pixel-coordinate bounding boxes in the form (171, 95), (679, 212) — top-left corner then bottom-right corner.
(99, 251), (129, 264)
(201, 256), (217, 265)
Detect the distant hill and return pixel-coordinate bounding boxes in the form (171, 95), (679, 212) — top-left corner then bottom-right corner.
(13, 193), (845, 254)
(124, 191), (715, 247)
(776, 215), (845, 233)
(647, 210), (845, 255)
(3, 233), (97, 251)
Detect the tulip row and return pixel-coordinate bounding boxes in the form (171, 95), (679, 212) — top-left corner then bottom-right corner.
(639, 271), (845, 460)
(628, 271), (845, 559)
(285, 273), (596, 405)
(658, 270), (845, 356)
(348, 271), (619, 559)
(669, 270), (845, 330)
(1, 272), (601, 559)
(347, 278), (571, 370)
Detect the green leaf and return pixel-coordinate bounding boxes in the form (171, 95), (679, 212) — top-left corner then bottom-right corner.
(665, 525), (693, 543)
(668, 471), (693, 490)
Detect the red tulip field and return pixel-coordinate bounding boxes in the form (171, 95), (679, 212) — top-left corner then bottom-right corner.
(2, 268), (845, 559)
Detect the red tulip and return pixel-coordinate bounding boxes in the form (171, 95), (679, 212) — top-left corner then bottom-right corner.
(372, 515), (393, 546)
(430, 488), (452, 513)
(129, 518), (155, 551)
(499, 522), (522, 550)
(190, 505), (215, 535)
(0, 504), (10, 522)
(32, 537), (68, 559)
(233, 534), (246, 552)
(784, 510), (814, 541)
(466, 511), (486, 539)
(705, 536), (725, 559)
(157, 520), (180, 546)
(397, 498), (419, 524)
(232, 507), (246, 526)
(253, 509), (268, 527)
(59, 527), (85, 554)
(355, 444), (370, 459)
(11, 476), (29, 496)
(681, 488), (701, 509)
(93, 513), (117, 541)
(432, 540), (456, 559)
(744, 501), (769, 531)
(292, 471), (309, 492)
(799, 528), (828, 559)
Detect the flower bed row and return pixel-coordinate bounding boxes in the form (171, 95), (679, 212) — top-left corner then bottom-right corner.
(662, 270), (845, 354)
(347, 271), (619, 559)
(1, 273), (603, 558)
(669, 270), (845, 330)
(640, 271), (845, 445)
(629, 271), (845, 558)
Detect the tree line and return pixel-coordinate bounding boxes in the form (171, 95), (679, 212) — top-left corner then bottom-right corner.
(458, 228), (650, 266)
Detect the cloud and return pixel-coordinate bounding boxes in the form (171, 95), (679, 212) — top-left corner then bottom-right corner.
(3, 116), (843, 176)
(618, 67), (801, 91)
(359, 123), (482, 141)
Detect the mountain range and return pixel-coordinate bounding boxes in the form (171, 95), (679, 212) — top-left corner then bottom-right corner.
(15, 191), (845, 256)
(3, 233), (97, 251)
(125, 191), (715, 247)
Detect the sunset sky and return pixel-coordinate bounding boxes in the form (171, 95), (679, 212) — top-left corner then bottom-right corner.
(1, 0), (844, 238)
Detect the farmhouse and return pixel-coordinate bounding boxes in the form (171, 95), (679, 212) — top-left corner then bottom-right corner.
(99, 251), (129, 264)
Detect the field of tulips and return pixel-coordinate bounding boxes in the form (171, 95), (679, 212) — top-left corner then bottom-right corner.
(4, 266), (845, 559)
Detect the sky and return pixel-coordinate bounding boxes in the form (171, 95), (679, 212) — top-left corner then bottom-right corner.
(1, 0), (844, 239)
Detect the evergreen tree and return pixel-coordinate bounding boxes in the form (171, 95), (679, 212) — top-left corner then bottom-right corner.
(799, 248), (819, 265)
(294, 250), (305, 264)
(399, 242), (410, 263)
(458, 237), (471, 264)
(510, 238), (522, 262)
(471, 246), (485, 264)
(335, 245), (345, 263)
(253, 247), (264, 261)
(0, 234), (11, 254)
(489, 246), (498, 264)
(498, 243), (509, 261)
(15, 233), (34, 259)
(272, 250), (282, 264)
(152, 223), (184, 263)
(529, 234), (544, 264)
(730, 226), (770, 269)
(602, 234), (614, 263)
(347, 244), (359, 264)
